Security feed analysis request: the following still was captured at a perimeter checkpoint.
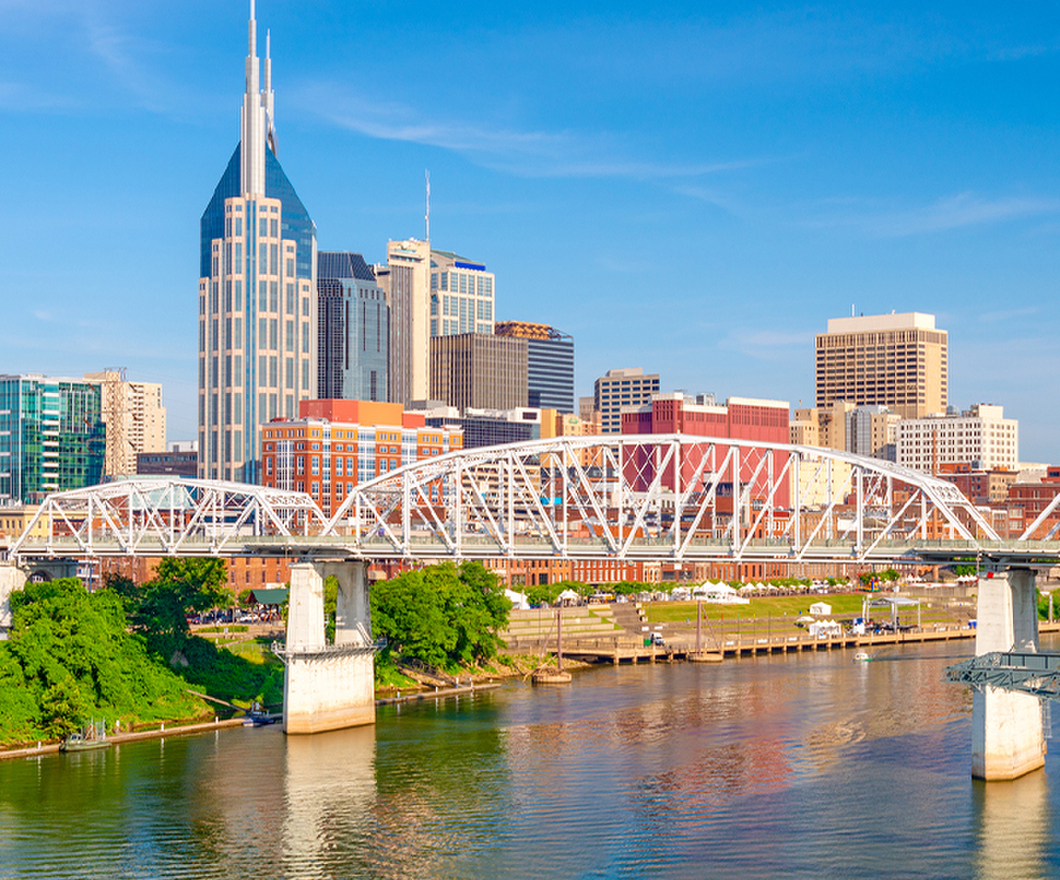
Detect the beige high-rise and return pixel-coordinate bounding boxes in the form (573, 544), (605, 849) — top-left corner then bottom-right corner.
(84, 371), (166, 477)
(815, 312), (947, 419)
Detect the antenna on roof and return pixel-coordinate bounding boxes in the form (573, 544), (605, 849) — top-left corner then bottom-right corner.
(425, 170), (431, 242)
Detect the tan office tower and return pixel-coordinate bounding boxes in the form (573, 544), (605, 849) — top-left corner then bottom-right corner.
(430, 334), (528, 411)
(815, 312), (947, 419)
(379, 239), (430, 405)
(198, 5), (317, 482)
(85, 370), (166, 476)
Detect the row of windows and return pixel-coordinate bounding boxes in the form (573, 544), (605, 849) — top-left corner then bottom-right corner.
(431, 272), (493, 295)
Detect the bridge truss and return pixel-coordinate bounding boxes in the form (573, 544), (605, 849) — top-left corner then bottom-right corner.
(9, 436), (1058, 563)
(10, 478), (330, 558)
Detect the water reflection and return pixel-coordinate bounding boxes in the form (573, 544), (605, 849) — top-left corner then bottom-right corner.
(281, 725), (376, 878)
(973, 769), (1052, 880)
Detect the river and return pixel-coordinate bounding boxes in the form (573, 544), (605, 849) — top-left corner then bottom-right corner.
(2, 639), (1059, 879)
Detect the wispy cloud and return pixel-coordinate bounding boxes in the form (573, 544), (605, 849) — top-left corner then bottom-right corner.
(0, 80), (79, 112)
(806, 192), (1060, 237)
(294, 82), (759, 181)
(977, 306), (1039, 323)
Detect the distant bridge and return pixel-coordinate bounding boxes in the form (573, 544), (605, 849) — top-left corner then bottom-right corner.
(9, 435), (1060, 565)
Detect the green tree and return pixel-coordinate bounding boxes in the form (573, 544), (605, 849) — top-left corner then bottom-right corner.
(132, 559), (230, 659)
(371, 562), (511, 670)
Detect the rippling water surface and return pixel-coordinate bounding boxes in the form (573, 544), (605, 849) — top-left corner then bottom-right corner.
(3, 639), (1060, 879)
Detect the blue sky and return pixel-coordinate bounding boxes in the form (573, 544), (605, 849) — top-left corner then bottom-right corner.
(0, 0), (1057, 460)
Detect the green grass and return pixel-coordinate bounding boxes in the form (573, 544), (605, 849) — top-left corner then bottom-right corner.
(196, 625), (248, 634)
(645, 594), (867, 624)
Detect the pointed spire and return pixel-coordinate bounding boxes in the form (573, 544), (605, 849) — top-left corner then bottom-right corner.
(241, 0), (265, 195)
(264, 28), (276, 155)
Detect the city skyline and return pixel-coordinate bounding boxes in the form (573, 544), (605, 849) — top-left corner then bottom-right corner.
(1, 1), (1057, 459)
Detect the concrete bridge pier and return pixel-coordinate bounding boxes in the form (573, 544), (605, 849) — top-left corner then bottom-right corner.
(972, 568), (1045, 780)
(281, 559), (377, 735)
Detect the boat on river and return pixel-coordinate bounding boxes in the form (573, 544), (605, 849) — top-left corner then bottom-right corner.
(60, 721), (111, 752)
(853, 652), (872, 662)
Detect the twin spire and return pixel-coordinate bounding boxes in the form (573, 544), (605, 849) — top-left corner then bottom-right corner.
(240, 0), (276, 197)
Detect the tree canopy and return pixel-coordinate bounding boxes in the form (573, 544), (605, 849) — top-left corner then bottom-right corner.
(371, 562), (511, 670)
(0, 578), (203, 743)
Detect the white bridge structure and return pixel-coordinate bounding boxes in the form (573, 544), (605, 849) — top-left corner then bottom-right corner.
(7, 435), (1058, 564)
(5, 435), (1059, 766)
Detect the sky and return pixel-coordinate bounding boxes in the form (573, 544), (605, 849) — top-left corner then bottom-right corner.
(0, 0), (1057, 460)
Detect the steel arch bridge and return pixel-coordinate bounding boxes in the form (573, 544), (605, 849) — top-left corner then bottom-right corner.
(9, 435), (1060, 564)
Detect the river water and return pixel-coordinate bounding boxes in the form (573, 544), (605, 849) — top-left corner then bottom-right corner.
(2, 639), (1060, 879)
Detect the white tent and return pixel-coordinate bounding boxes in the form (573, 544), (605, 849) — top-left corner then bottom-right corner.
(809, 601), (832, 616)
(504, 589), (530, 610)
(671, 586), (692, 600)
(557, 588), (580, 605)
(809, 619), (843, 638)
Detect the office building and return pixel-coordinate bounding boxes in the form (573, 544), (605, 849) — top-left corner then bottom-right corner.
(430, 333), (528, 411)
(317, 252), (388, 402)
(198, 5), (317, 483)
(622, 392), (790, 505)
(593, 368), (661, 434)
(791, 402), (856, 451)
(137, 442), (198, 478)
(260, 399), (462, 516)
(430, 250), (494, 338)
(896, 404), (1019, 474)
(84, 370), (166, 477)
(815, 312), (948, 418)
(418, 404), (541, 448)
(494, 321), (575, 412)
(0, 375), (105, 504)
(846, 405), (900, 461)
(377, 239), (430, 405)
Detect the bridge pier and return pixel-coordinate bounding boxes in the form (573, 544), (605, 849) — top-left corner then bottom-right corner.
(0, 563), (26, 640)
(972, 568), (1045, 780)
(281, 560), (376, 735)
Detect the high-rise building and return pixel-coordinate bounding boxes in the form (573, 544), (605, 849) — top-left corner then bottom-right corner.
(846, 405), (900, 461)
(593, 368), (661, 434)
(84, 370), (166, 477)
(429, 251), (495, 338)
(815, 312), (948, 419)
(896, 404), (1018, 473)
(0, 375), (105, 504)
(430, 333), (527, 411)
(494, 321), (575, 412)
(317, 252), (388, 403)
(198, 4), (317, 483)
(377, 239), (430, 405)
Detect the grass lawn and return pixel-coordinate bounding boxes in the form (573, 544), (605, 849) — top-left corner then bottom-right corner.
(645, 593), (867, 624)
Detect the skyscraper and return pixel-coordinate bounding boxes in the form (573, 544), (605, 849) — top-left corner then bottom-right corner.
(430, 333), (528, 411)
(0, 375), (105, 504)
(815, 312), (948, 419)
(429, 250), (495, 338)
(593, 368), (661, 434)
(84, 370), (166, 477)
(317, 252), (389, 402)
(376, 239), (430, 405)
(494, 321), (575, 412)
(198, 2), (317, 483)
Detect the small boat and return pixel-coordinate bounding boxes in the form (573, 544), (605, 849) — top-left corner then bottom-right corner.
(853, 652), (872, 662)
(242, 702), (278, 726)
(60, 721), (111, 752)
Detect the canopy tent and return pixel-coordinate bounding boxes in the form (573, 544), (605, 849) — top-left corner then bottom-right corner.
(505, 589), (530, 610)
(809, 619), (843, 638)
(556, 588), (580, 605)
(864, 594), (922, 631)
(809, 601), (832, 616)
(248, 587), (288, 606)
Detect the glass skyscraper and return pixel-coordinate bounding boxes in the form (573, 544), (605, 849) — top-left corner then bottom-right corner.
(317, 252), (389, 403)
(198, 3), (317, 483)
(0, 375), (105, 504)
